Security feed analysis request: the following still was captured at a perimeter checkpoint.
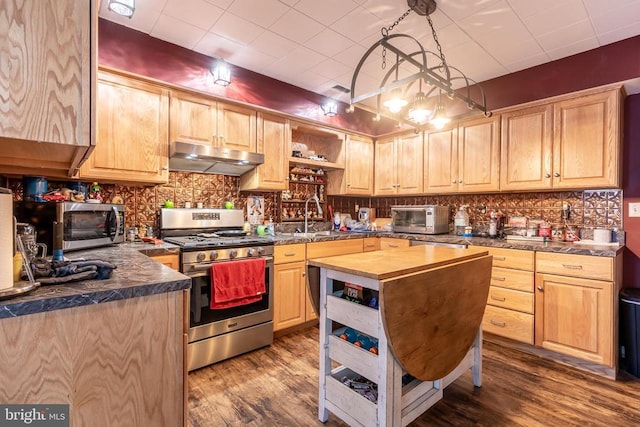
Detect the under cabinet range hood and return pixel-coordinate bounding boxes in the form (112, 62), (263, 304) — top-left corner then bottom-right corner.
(169, 141), (264, 176)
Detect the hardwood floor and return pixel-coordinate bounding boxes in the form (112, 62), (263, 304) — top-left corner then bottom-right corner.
(188, 326), (640, 426)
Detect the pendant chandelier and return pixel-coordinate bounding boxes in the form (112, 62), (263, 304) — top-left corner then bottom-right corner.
(347, 0), (491, 130)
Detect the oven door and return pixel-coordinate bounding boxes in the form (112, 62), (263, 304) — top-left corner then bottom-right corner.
(187, 257), (274, 343)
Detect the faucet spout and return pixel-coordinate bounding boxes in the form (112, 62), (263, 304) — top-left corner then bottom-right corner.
(304, 194), (323, 234)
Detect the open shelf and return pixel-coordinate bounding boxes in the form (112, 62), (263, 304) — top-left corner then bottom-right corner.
(289, 157), (343, 170)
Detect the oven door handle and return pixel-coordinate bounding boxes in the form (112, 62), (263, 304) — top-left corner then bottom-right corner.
(190, 256), (274, 272)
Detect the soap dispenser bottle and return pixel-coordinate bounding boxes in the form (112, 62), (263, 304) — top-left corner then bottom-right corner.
(267, 217), (275, 237)
(454, 205), (469, 236)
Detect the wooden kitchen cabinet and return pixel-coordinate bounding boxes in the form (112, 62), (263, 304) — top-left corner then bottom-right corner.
(169, 90), (257, 152)
(273, 243), (311, 331)
(535, 252), (620, 367)
(499, 85), (622, 191)
(481, 248), (535, 344)
(79, 71), (169, 184)
(378, 237), (410, 251)
(327, 134), (374, 195)
(457, 115), (501, 192)
(500, 104), (554, 191)
(363, 237), (379, 252)
(374, 133), (423, 195)
(0, 0), (96, 178)
(424, 115), (500, 193)
(240, 113), (290, 191)
(150, 253), (180, 270)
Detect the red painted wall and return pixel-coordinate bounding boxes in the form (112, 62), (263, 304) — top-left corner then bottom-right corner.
(623, 94), (640, 288)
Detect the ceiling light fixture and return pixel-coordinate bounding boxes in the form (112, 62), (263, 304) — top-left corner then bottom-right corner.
(211, 59), (232, 86)
(321, 100), (338, 117)
(348, 0), (490, 130)
(107, 0), (135, 18)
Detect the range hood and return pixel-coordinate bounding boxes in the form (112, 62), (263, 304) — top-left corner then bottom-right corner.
(169, 141), (264, 176)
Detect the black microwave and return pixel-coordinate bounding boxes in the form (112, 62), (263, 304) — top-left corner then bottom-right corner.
(14, 202), (125, 252)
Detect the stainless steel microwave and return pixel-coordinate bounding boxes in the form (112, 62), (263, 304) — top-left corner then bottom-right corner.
(391, 205), (450, 234)
(14, 202), (125, 251)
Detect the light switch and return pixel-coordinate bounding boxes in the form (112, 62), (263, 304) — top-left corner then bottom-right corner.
(629, 202), (640, 217)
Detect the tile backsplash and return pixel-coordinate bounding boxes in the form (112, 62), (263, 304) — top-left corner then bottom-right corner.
(328, 190), (623, 232)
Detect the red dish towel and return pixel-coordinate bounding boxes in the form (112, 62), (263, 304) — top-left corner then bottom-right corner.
(210, 259), (266, 309)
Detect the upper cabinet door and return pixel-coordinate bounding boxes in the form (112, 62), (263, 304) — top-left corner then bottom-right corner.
(79, 72), (169, 184)
(0, 0), (92, 146)
(216, 103), (257, 152)
(458, 115), (500, 193)
(344, 134), (374, 195)
(374, 137), (397, 195)
(239, 113), (290, 191)
(424, 126), (458, 194)
(552, 89), (621, 189)
(500, 105), (553, 191)
(396, 133), (424, 194)
(169, 92), (217, 146)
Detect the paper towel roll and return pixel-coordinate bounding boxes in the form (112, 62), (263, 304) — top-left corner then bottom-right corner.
(0, 188), (15, 290)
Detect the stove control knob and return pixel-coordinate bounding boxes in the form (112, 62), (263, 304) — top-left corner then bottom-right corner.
(229, 249), (238, 259)
(209, 251), (218, 261)
(247, 248), (256, 257)
(196, 252), (206, 262)
(257, 247), (265, 255)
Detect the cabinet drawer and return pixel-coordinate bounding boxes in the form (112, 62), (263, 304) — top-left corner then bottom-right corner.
(274, 243), (306, 264)
(536, 252), (613, 281)
(379, 237), (410, 250)
(486, 286), (534, 314)
(482, 305), (533, 344)
(307, 239), (363, 259)
(486, 247), (534, 271)
(490, 267), (534, 292)
(363, 237), (379, 252)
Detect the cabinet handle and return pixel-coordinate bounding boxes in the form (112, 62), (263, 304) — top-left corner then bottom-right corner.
(537, 286), (544, 292)
(562, 264), (583, 270)
(388, 244), (399, 248)
(490, 319), (506, 327)
(493, 256), (506, 261)
(365, 244), (375, 248)
(492, 276), (506, 281)
(545, 173), (551, 178)
(284, 252), (296, 257)
(490, 295), (506, 302)
(554, 172), (560, 177)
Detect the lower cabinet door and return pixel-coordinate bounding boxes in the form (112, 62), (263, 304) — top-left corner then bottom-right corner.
(273, 261), (306, 331)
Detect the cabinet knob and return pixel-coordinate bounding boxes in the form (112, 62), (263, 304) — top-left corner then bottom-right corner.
(302, 271), (306, 277)
(537, 286), (544, 292)
(452, 180), (457, 184)
(458, 180), (462, 184)
(162, 165), (169, 170)
(554, 172), (560, 177)
(545, 173), (551, 178)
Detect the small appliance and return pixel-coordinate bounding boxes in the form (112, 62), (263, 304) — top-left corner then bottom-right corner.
(391, 205), (449, 234)
(358, 207), (376, 223)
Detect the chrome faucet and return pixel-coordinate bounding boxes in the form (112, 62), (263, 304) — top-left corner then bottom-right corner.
(304, 194), (323, 235)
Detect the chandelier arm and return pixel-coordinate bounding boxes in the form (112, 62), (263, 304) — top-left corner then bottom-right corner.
(380, 34), (428, 72)
(349, 40), (390, 105)
(445, 66), (489, 113)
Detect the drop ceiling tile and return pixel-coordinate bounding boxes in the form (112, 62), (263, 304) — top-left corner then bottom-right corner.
(314, 58), (353, 80)
(589, 2), (640, 35)
(458, 1), (530, 39)
(295, 0), (359, 26)
(332, 7), (386, 43)
(507, 0), (565, 18)
(193, 32), (245, 59)
(503, 51), (551, 73)
(582, 0), (640, 17)
(535, 19), (596, 52)
(263, 46), (327, 76)
(228, 0), (290, 28)
(163, 0), (224, 31)
(521, 0), (589, 37)
(436, 0), (504, 21)
(99, 9), (162, 33)
(475, 32), (544, 65)
(229, 47), (278, 73)
(203, 0), (234, 9)
(249, 30), (298, 59)
(361, 0), (408, 22)
(596, 23), (640, 45)
(150, 14), (207, 50)
(546, 37), (600, 61)
(278, 0), (301, 7)
(333, 43), (377, 68)
(418, 23), (472, 52)
(443, 41), (507, 82)
(306, 29), (355, 58)
(211, 12), (264, 45)
(269, 9), (325, 43)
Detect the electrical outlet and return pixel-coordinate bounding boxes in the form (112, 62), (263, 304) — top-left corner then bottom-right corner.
(629, 202), (640, 218)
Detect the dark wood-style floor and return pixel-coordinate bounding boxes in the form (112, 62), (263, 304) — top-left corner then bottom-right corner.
(188, 326), (640, 426)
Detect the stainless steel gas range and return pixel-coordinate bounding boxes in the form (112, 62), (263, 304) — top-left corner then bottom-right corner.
(160, 208), (274, 371)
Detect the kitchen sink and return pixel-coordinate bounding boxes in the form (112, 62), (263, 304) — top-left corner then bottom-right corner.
(278, 231), (334, 238)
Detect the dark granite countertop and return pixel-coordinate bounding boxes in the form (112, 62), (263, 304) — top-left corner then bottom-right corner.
(270, 231), (624, 257)
(0, 245), (190, 320)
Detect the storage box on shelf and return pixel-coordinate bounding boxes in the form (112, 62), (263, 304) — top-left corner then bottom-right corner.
(481, 247), (535, 344)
